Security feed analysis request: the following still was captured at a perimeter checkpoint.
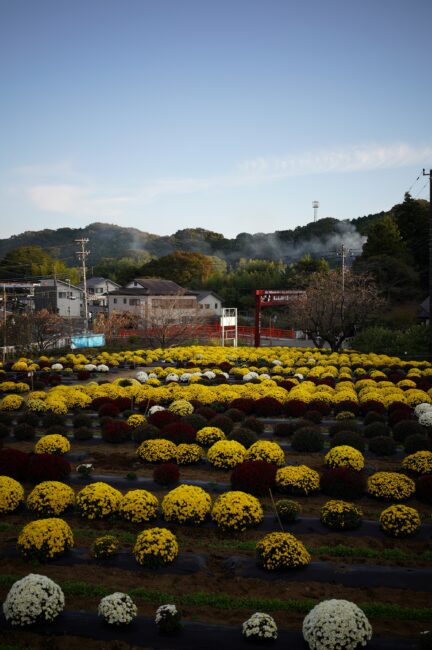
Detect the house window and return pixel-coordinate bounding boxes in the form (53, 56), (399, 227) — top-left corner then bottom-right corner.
(129, 298), (140, 306)
(200, 304), (203, 309)
(133, 281), (138, 286)
(58, 292), (67, 299)
(113, 298), (117, 304)
(95, 287), (103, 293)
(205, 304), (210, 309)
(215, 303), (218, 309)
(123, 298), (127, 304)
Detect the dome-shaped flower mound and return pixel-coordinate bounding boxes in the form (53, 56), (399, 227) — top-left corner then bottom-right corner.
(367, 471), (415, 501)
(91, 535), (119, 559)
(134, 527), (178, 567)
(211, 491), (263, 531)
(0, 475), (24, 514)
(162, 484), (211, 524)
(245, 440), (285, 466)
(207, 439), (246, 469)
(127, 414), (147, 428)
(168, 399), (194, 416)
(17, 517), (74, 561)
(0, 394), (24, 411)
(276, 465), (320, 495)
(35, 434), (71, 455)
(196, 426), (226, 447)
(302, 599), (372, 650)
(242, 612), (278, 642)
(402, 450), (432, 475)
(320, 500), (363, 531)
(324, 445), (364, 471)
(27, 481), (75, 516)
(256, 532), (311, 570)
(118, 489), (159, 523)
(380, 504), (421, 537)
(136, 439), (177, 463)
(176, 443), (203, 465)
(76, 482), (122, 519)
(98, 592), (137, 625)
(2, 573), (65, 626)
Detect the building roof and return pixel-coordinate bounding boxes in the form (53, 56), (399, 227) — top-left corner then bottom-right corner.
(188, 289), (223, 303)
(79, 276), (120, 288)
(127, 278), (187, 295)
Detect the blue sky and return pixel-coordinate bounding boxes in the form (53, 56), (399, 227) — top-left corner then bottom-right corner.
(1, 0), (431, 239)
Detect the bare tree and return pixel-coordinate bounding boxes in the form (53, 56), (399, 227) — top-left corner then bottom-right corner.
(293, 270), (384, 351)
(93, 311), (140, 343)
(1, 309), (67, 354)
(139, 297), (204, 348)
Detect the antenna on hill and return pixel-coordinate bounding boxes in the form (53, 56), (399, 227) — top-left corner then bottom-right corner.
(312, 201), (319, 222)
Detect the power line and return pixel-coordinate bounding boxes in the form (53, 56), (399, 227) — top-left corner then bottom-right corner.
(407, 174), (421, 194)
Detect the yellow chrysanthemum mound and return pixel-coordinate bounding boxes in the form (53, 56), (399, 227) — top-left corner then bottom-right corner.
(402, 451), (432, 476)
(211, 491), (264, 532)
(162, 484), (211, 524)
(136, 439), (177, 463)
(17, 518), (74, 561)
(76, 482), (122, 519)
(127, 414), (147, 428)
(207, 439), (247, 469)
(256, 532), (311, 571)
(245, 441), (285, 467)
(275, 465), (320, 495)
(320, 500), (363, 531)
(168, 399), (194, 416)
(367, 471), (416, 501)
(196, 426), (226, 447)
(176, 443), (203, 465)
(27, 481), (75, 516)
(118, 489), (159, 523)
(35, 434), (71, 455)
(380, 504), (421, 537)
(0, 476), (24, 514)
(0, 394), (24, 411)
(133, 527), (178, 567)
(324, 445), (364, 472)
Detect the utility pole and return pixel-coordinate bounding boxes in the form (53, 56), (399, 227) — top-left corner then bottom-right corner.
(2, 285), (6, 365)
(336, 244), (351, 294)
(75, 238), (90, 333)
(423, 169), (432, 360)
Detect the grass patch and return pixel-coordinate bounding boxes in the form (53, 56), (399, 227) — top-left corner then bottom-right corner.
(0, 523), (18, 533)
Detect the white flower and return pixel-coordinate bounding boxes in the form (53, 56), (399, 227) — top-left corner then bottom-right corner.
(3, 573), (65, 626)
(243, 372), (259, 382)
(259, 373), (271, 380)
(242, 612), (278, 641)
(414, 403), (432, 418)
(302, 599), (372, 650)
(148, 372), (158, 379)
(155, 603), (178, 624)
(149, 405), (165, 415)
(98, 592), (137, 625)
(271, 360), (282, 366)
(203, 371), (216, 380)
(96, 364), (109, 372)
(165, 373), (179, 383)
(84, 364), (97, 371)
(51, 363), (63, 371)
(179, 373), (192, 382)
(418, 411), (432, 428)
(294, 373), (304, 381)
(136, 371), (149, 383)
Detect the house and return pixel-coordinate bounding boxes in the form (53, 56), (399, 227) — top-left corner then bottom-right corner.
(34, 279), (83, 318)
(419, 297), (430, 325)
(107, 278), (198, 322)
(188, 290), (223, 317)
(78, 277), (120, 316)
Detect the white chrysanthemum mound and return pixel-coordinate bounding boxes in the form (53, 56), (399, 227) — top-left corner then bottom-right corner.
(202, 371), (216, 380)
(179, 373), (192, 382)
(3, 573), (65, 626)
(243, 372), (259, 382)
(294, 373), (304, 381)
(242, 612), (278, 641)
(97, 364), (109, 372)
(418, 411), (432, 428)
(98, 592), (137, 625)
(148, 405), (165, 415)
(155, 603), (179, 624)
(136, 371), (149, 383)
(51, 363), (63, 371)
(165, 373), (179, 383)
(272, 360), (283, 366)
(414, 402), (432, 418)
(302, 599), (372, 650)
(84, 364), (97, 371)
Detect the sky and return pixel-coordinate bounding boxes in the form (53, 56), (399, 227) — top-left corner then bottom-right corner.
(0, 0), (431, 240)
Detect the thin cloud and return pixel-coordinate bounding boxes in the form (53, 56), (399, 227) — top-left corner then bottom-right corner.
(25, 142), (432, 215)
